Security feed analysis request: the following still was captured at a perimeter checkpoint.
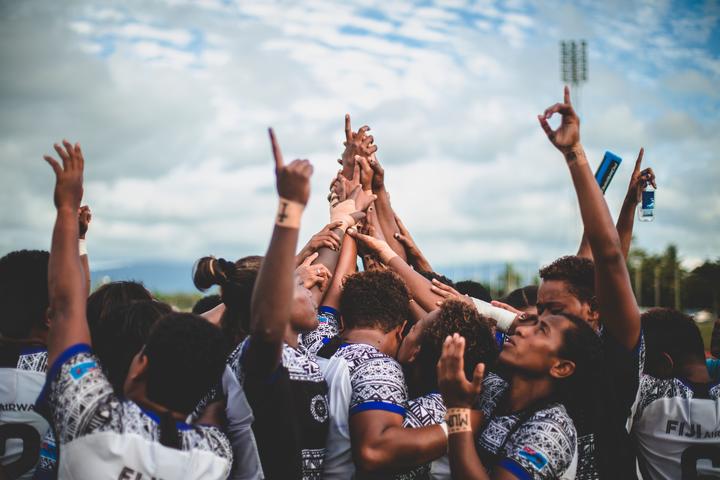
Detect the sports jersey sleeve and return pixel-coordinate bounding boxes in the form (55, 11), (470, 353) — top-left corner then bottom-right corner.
(35, 344), (116, 445)
(498, 409), (577, 480)
(31, 430), (57, 480)
(349, 355), (407, 417)
(302, 306), (340, 355)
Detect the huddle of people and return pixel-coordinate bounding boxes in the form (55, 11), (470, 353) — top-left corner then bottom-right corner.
(0, 87), (718, 480)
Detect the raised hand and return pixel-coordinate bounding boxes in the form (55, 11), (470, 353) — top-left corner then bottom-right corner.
(270, 128), (313, 205)
(340, 114), (372, 179)
(430, 278), (474, 308)
(43, 140), (84, 211)
(295, 253), (332, 291)
(393, 214), (431, 272)
(78, 205), (92, 239)
(346, 227), (397, 264)
(538, 86), (580, 155)
(355, 155), (374, 192)
(625, 148), (656, 204)
(368, 155), (385, 192)
(437, 334), (485, 408)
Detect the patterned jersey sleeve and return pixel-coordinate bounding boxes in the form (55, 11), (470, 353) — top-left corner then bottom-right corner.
(35, 344), (116, 445)
(349, 354), (407, 417)
(498, 406), (577, 480)
(302, 306), (340, 355)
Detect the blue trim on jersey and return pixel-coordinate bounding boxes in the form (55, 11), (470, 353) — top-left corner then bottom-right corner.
(318, 305), (339, 316)
(35, 343), (92, 414)
(350, 401), (405, 417)
(142, 408), (193, 430)
(498, 458), (533, 480)
(20, 345), (47, 355)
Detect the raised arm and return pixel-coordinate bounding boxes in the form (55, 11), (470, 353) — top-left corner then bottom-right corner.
(78, 205), (92, 296)
(347, 228), (445, 312)
(616, 148), (655, 259)
(43, 140), (89, 366)
(367, 155), (409, 262)
(320, 232), (357, 310)
(393, 213), (433, 273)
(247, 129), (312, 375)
(539, 87), (640, 350)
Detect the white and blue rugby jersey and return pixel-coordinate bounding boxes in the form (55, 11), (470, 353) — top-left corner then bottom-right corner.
(474, 372), (578, 480)
(397, 392), (449, 480)
(35, 344), (233, 480)
(302, 307), (341, 355)
(630, 337), (720, 479)
(321, 342), (408, 479)
(0, 344), (49, 480)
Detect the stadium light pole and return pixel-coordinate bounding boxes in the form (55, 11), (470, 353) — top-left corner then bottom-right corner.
(559, 40), (588, 116)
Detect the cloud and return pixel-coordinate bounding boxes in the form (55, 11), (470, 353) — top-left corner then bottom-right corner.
(1, 0), (718, 281)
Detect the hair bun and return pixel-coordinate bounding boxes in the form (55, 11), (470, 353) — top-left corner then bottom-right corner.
(192, 256), (231, 291)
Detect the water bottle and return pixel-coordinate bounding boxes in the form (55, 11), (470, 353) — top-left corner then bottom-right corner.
(639, 183), (655, 222)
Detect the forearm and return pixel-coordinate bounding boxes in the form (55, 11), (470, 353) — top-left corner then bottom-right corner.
(374, 189), (408, 262)
(80, 252), (90, 297)
(356, 425), (446, 472)
(249, 225), (298, 366)
(47, 208), (89, 365)
(321, 235), (357, 309)
(409, 299), (427, 324)
(311, 227), (344, 302)
(387, 257), (445, 312)
(576, 232), (593, 260)
(616, 196), (638, 260)
(448, 432), (490, 480)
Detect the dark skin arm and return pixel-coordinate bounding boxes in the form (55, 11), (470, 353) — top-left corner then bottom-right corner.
(43, 140), (89, 366)
(78, 205), (91, 296)
(246, 129), (313, 377)
(539, 86), (640, 350)
(576, 148), (655, 261)
(321, 234), (357, 310)
(438, 334), (519, 480)
(350, 411), (446, 473)
(367, 156), (409, 262)
(347, 229), (446, 312)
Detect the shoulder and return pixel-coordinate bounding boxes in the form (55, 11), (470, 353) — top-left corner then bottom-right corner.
(186, 424), (234, 461)
(281, 342), (325, 383)
(404, 393), (446, 427)
(474, 371), (509, 417)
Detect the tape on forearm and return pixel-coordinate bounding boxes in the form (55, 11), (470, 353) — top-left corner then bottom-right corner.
(78, 239), (88, 256)
(330, 199), (357, 231)
(471, 298), (516, 332)
(445, 408), (472, 434)
(276, 197), (305, 229)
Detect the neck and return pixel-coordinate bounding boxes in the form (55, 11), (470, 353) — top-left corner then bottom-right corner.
(342, 328), (391, 355)
(679, 360), (712, 384)
(506, 373), (555, 413)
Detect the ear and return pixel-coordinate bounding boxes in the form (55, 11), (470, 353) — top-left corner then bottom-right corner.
(587, 297), (601, 330)
(549, 358), (576, 380)
(127, 351), (149, 383)
(655, 352), (675, 378)
(396, 320), (408, 342)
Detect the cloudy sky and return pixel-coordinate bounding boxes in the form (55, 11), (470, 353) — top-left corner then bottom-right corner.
(1, 0), (718, 281)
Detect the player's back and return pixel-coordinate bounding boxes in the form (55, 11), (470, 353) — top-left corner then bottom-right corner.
(0, 343), (49, 480)
(631, 375), (720, 479)
(36, 344), (233, 480)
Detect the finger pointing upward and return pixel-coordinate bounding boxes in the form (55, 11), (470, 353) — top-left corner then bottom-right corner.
(268, 127), (283, 170)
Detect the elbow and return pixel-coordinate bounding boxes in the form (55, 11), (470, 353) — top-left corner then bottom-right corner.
(355, 445), (390, 473)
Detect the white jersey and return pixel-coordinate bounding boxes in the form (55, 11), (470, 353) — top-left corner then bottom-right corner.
(36, 344), (233, 480)
(321, 342), (408, 479)
(630, 371), (720, 478)
(396, 393), (450, 480)
(474, 373), (578, 480)
(301, 307), (340, 355)
(0, 344), (49, 480)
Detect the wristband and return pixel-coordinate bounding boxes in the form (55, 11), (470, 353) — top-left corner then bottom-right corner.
(276, 198), (305, 229)
(471, 298), (516, 333)
(445, 408), (472, 434)
(78, 239), (88, 256)
(330, 199), (357, 231)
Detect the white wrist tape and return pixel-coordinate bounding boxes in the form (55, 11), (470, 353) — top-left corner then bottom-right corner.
(471, 298), (516, 332)
(78, 239), (88, 256)
(276, 198), (305, 229)
(330, 199), (357, 231)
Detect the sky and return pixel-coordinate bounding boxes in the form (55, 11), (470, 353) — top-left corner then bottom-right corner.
(1, 0), (719, 283)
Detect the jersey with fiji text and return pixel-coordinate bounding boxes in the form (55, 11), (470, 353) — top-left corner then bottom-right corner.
(0, 344), (49, 480)
(35, 344), (233, 480)
(474, 372), (578, 480)
(630, 336), (720, 479)
(395, 392), (449, 480)
(321, 342), (409, 479)
(302, 307), (340, 355)
(231, 337), (329, 480)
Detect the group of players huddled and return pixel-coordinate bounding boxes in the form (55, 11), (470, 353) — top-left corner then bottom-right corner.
(1, 87), (718, 479)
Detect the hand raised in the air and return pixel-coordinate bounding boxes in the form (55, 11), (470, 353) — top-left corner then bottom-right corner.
(78, 205), (92, 239)
(437, 334), (485, 408)
(269, 128), (313, 205)
(538, 86), (580, 155)
(43, 140), (85, 211)
(626, 148), (656, 204)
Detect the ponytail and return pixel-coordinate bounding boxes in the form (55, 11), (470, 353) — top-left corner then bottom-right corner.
(159, 410), (180, 449)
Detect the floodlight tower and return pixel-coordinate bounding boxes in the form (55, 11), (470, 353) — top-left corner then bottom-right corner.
(559, 40), (588, 116)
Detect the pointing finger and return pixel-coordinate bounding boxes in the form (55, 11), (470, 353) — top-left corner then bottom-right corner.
(268, 128), (284, 170)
